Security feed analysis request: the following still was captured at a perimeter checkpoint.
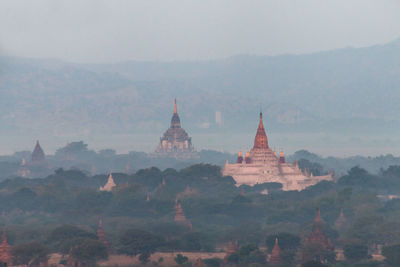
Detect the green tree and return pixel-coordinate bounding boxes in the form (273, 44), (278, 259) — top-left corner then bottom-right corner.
(12, 241), (49, 266)
(203, 257), (222, 267)
(48, 225), (97, 250)
(227, 244), (266, 266)
(343, 242), (368, 263)
(118, 229), (163, 260)
(301, 243), (335, 265)
(382, 244), (400, 266)
(301, 261), (328, 267)
(175, 254), (189, 265)
(71, 239), (108, 266)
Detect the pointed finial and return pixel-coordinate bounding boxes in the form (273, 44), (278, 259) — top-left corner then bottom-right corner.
(315, 208), (321, 222)
(98, 219), (103, 228)
(174, 98), (177, 114)
(1, 232), (7, 244)
(275, 237), (279, 246)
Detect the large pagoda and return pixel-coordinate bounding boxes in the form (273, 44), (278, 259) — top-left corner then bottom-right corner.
(155, 99), (197, 159)
(222, 112), (332, 191)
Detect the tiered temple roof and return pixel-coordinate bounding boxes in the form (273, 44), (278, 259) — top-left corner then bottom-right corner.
(307, 209), (333, 250)
(155, 99), (197, 158)
(31, 140), (46, 164)
(174, 201), (192, 228)
(254, 112), (269, 149)
(269, 238), (281, 264)
(0, 232), (12, 267)
(97, 220), (110, 251)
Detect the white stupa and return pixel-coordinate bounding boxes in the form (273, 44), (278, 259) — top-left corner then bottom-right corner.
(100, 173), (116, 192)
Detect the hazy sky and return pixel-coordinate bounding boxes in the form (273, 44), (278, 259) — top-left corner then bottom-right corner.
(1, 0), (400, 63)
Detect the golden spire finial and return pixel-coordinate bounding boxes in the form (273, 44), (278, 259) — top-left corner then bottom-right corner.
(174, 98), (177, 114)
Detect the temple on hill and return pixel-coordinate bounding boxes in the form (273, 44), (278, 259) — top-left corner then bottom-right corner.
(100, 174), (116, 192)
(154, 99), (197, 159)
(0, 232), (12, 267)
(222, 113), (332, 191)
(31, 140), (46, 165)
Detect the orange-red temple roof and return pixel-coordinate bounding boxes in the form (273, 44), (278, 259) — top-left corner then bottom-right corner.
(253, 112), (269, 149)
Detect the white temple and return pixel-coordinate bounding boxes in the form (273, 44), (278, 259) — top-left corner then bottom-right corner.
(222, 113), (332, 191)
(100, 173), (116, 192)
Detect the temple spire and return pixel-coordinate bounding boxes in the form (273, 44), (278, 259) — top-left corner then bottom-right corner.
(97, 219), (110, 251)
(1, 232), (7, 245)
(174, 98), (177, 114)
(253, 112), (269, 149)
(31, 140), (46, 163)
(315, 208), (321, 223)
(269, 238), (281, 264)
(170, 99), (181, 128)
(0, 232), (12, 266)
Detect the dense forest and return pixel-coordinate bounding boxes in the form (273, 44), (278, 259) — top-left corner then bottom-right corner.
(2, 163), (400, 266)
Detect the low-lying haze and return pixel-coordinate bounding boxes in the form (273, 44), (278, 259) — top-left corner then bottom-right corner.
(1, 1), (400, 157)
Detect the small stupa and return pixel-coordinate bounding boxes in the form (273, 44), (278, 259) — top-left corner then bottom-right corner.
(174, 201), (187, 223)
(100, 173), (116, 192)
(174, 201), (192, 228)
(334, 209), (347, 228)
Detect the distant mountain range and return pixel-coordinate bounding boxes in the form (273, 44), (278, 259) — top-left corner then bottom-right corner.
(1, 38), (400, 154)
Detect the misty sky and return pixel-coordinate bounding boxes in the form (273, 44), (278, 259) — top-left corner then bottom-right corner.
(1, 0), (400, 63)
